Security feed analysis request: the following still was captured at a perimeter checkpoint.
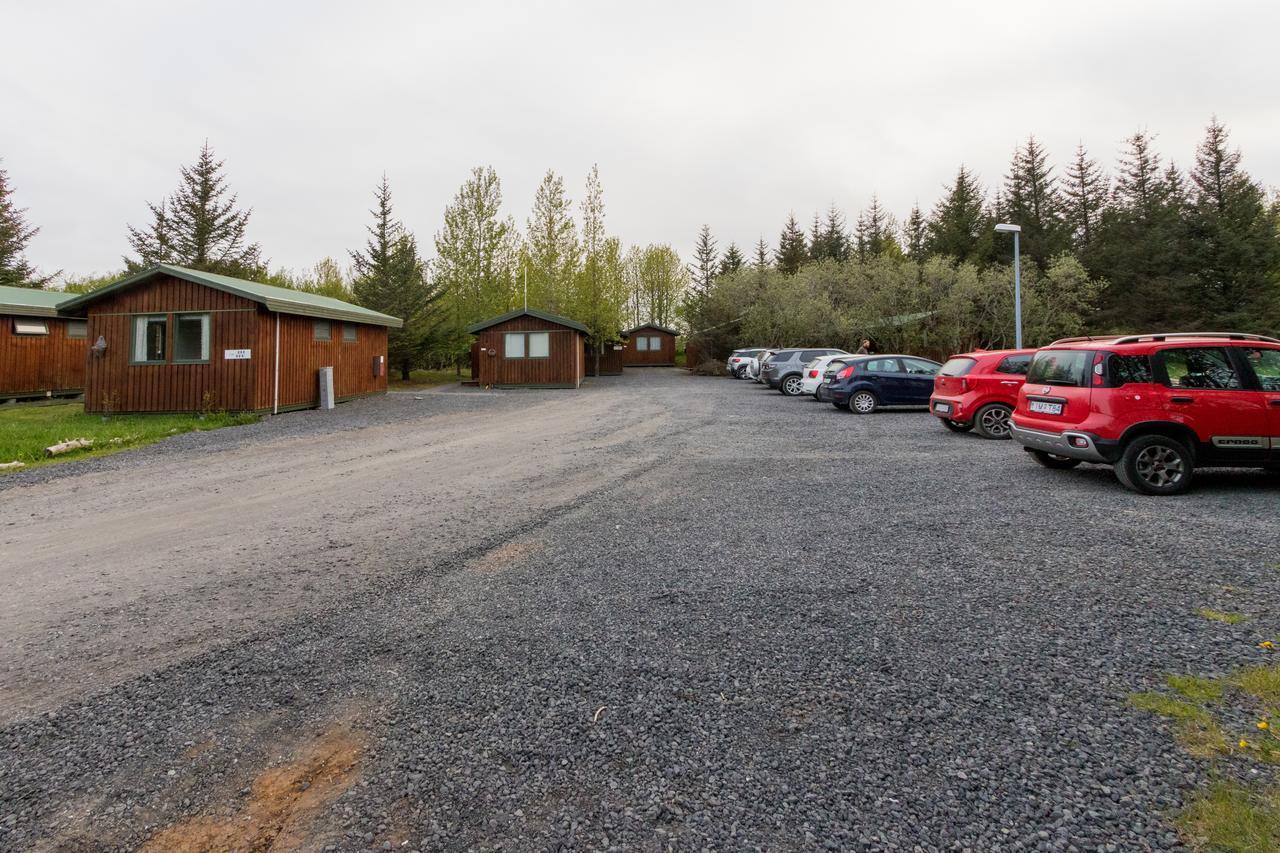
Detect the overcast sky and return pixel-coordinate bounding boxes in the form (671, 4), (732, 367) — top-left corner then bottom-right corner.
(4, 0), (1278, 282)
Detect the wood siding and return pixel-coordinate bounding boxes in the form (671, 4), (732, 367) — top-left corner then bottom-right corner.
(623, 327), (677, 366)
(0, 314), (88, 398)
(472, 315), (584, 387)
(83, 273), (389, 413)
(585, 344), (624, 376)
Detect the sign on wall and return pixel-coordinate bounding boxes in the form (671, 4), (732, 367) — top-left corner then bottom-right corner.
(224, 349), (252, 360)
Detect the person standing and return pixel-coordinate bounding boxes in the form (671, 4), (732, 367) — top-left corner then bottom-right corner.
(855, 338), (872, 355)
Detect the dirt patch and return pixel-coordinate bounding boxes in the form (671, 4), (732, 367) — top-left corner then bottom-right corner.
(468, 537), (546, 574)
(142, 725), (364, 852)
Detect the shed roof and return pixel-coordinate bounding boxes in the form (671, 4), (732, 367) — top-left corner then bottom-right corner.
(622, 323), (680, 337)
(59, 264), (404, 328)
(0, 284), (75, 318)
(467, 307), (590, 335)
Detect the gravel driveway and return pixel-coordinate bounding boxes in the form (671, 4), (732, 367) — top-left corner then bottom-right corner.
(2, 368), (1277, 850)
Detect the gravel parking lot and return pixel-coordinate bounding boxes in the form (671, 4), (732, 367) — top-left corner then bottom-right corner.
(2, 368), (1278, 850)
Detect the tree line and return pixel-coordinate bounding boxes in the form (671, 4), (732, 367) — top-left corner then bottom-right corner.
(682, 117), (1280, 364)
(0, 146), (690, 379)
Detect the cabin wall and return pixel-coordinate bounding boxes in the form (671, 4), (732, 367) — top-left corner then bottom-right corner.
(622, 329), (676, 366)
(83, 276), (259, 413)
(0, 314), (88, 397)
(473, 316), (583, 387)
(585, 343), (624, 376)
(258, 314), (389, 410)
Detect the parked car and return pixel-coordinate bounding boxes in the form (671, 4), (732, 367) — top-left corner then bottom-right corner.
(1009, 332), (1280, 495)
(749, 349), (776, 383)
(930, 349), (1037, 439)
(726, 348), (765, 379)
(826, 355), (942, 412)
(800, 354), (853, 397)
(761, 348), (849, 395)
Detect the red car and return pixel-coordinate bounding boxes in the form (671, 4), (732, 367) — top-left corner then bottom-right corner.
(1010, 332), (1280, 495)
(930, 349), (1037, 439)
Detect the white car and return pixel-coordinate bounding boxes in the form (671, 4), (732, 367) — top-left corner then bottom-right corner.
(725, 348), (765, 378)
(800, 354), (855, 396)
(749, 350), (776, 383)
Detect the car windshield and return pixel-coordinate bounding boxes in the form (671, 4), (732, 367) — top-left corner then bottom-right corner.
(1026, 350), (1091, 387)
(939, 357), (977, 376)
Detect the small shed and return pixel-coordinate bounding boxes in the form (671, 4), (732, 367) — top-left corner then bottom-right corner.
(59, 265), (402, 414)
(585, 340), (625, 376)
(0, 285), (88, 401)
(468, 308), (588, 388)
(622, 323), (678, 367)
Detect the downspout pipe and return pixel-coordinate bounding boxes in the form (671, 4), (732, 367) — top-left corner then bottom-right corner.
(273, 311), (281, 415)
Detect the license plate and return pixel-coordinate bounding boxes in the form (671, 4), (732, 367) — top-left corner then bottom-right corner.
(933, 402), (951, 414)
(1029, 400), (1063, 415)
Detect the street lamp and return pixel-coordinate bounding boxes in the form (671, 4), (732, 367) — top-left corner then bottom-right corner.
(994, 223), (1022, 348)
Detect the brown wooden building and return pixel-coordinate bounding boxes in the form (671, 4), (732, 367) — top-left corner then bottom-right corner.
(585, 341), (625, 376)
(0, 285), (88, 401)
(468, 308), (588, 388)
(59, 265), (402, 414)
(622, 324), (679, 367)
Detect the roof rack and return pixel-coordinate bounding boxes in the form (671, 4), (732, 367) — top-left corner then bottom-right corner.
(1048, 335), (1124, 345)
(1109, 332), (1280, 345)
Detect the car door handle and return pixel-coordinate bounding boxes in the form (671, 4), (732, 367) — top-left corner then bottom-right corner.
(1270, 399), (1280, 407)
(1170, 396), (1194, 404)
(1001, 380), (1019, 386)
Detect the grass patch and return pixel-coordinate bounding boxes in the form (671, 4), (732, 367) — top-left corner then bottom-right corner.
(1130, 692), (1231, 758)
(1231, 664), (1280, 709)
(389, 368), (471, 390)
(0, 403), (258, 471)
(1169, 674), (1226, 703)
(1130, 691), (1213, 723)
(1177, 781), (1280, 852)
(1200, 608), (1249, 625)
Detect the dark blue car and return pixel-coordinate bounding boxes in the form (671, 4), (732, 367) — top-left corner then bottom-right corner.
(823, 354), (941, 413)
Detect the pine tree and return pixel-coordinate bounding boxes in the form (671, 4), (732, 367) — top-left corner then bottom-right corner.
(0, 161), (55, 288)
(854, 195), (896, 260)
(689, 224), (719, 296)
(574, 165), (627, 374)
(523, 169), (580, 315)
(820, 203), (850, 262)
(350, 177), (445, 380)
(807, 212), (827, 262)
(925, 165), (990, 263)
(1001, 136), (1068, 267)
(1062, 143), (1108, 252)
(776, 213), (808, 274)
(753, 237), (771, 271)
(903, 204), (927, 260)
(1184, 117), (1280, 324)
(719, 242), (745, 277)
(126, 142), (264, 277)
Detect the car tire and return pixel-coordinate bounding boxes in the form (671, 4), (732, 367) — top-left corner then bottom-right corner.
(781, 375), (805, 396)
(973, 403), (1014, 440)
(941, 419), (972, 433)
(1115, 434), (1194, 496)
(1031, 450), (1082, 470)
(735, 365), (749, 379)
(849, 390), (878, 414)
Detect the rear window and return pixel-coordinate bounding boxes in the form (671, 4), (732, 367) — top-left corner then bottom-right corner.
(1026, 350), (1091, 387)
(939, 357), (977, 376)
(1107, 354), (1153, 386)
(996, 355), (1031, 375)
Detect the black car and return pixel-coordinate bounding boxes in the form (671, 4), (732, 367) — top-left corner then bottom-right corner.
(822, 354), (941, 412)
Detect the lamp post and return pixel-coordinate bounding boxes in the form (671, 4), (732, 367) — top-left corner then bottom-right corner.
(995, 223), (1022, 348)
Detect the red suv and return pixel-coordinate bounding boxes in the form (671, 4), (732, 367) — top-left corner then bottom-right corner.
(1010, 333), (1280, 495)
(930, 349), (1037, 439)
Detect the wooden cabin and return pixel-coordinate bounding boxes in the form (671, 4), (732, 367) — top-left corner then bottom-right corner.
(622, 324), (678, 367)
(585, 341), (624, 376)
(59, 265), (402, 414)
(0, 285), (88, 401)
(467, 308), (587, 388)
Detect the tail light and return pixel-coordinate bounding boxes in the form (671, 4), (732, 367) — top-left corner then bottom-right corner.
(960, 378), (969, 393)
(732, 357), (741, 363)
(1092, 352), (1106, 386)
(837, 365), (855, 379)
(808, 369), (818, 378)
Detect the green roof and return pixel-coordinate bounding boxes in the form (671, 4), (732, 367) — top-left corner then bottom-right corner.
(466, 307), (590, 335)
(622, 323), (680, 337)
(58, 264), (403, 328)
(0, 284), (76, 318)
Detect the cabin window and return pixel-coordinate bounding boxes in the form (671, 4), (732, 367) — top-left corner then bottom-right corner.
(314, 320), (332, 341)
(648, 335), (662, 350)
(343, 323), (358, 343)
(132, 315), (167, 363)
(174, 313), (210, 362)
(13, 318), (49, 335)
(635, 336), (649, 352)
(66, 320), (88, 339)
(503, 331), (550, 359)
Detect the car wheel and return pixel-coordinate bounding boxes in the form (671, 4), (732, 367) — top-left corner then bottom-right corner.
(849, 390), (878, 414)
(1115, 434), (1194, 496)
(781, 375), (804, 396)
(941, 419), (972, 433)
(1031, 450), (1082, 470)
(735, 365), (749, 379)
(973, 403), (1014, 440)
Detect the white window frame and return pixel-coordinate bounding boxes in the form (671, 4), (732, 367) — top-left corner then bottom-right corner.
(13, 318), (48, 335)
(132, 314), (167, 364)
(635, 336), (650, 352)
(527, 332), (550, 359)
(504, 332), (526, 358)
(648, 335), (663, 351)
(173, 312), (211, 363)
